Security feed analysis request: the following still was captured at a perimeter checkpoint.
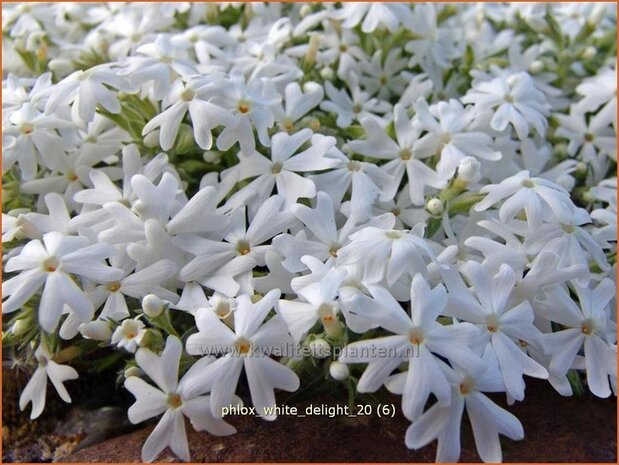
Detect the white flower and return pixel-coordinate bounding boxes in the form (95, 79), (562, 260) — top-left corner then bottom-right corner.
(573, 66), (616, 127)
(120, 34), (197, 99)
(319, 78), (391, 129)
(527, 207), (610, 280)
(183, 290), (300, 420)
(337, 221), (436, 287)
(278, 267), (347, 342)
(2, 231), (123, 332)
(413, 98), (501, 179)
(359, 49), (409, 99)
(310, 148), (393, 222)
(347, 104), (445, 205)
(330, 3), (413, 33)
(340, 275), (483, 420)
(314, 25), (367, 79)
(230, 129), (338, 208)
(3, 103), (75, 179)
(209, 72), (282, 155)
(275, 81), (323, 131)
(474, 170), (576, 229)
(111, 316), (147, 352)
(538, 279), (617, 398)
(405, 3), (459, 70)
(125, 336), (237, 462)
(554, 109), (616, 163)
(175, 195), (292, 296)
(19, 344), (78, 419)
(462, 72), (551, 139)
(141, 78), (228, 151)
(272, 191), (358, 272)
(444, 262), (548, 401)
(90, 258), (179, 322)
(405, 351), (524, 463)
(44, 64), (130, 124)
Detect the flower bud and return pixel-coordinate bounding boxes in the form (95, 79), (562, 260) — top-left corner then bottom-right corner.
(457, 156), (481, 183)
(48, 58), (75, 77)
(528, 60), (544, 74)
(575, 162), (587, 175)
(203, 151), (221, 164)
(305, 33), (320, 67)
(329, 361), (349, 381)
(299, 4), (312, 17)
(308, 339), (331, 359)
(143, 130), (161, 148)
(11, 319), (29, 337)
(142, 294), (164, 318)
(320, 67), (334, 80)
(124, 366), (143, 378)
(554, 142), (568, 160)
(79, 320), (112, 341)
(581, 46), (596, 60)
(589, 4), (607, 24)
(426, 198), (444, 216)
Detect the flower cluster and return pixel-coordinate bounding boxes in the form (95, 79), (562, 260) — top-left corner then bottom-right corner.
(2, 3), (616, 463)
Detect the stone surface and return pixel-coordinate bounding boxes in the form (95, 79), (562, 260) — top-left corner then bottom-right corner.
(63, 379), (616, 463)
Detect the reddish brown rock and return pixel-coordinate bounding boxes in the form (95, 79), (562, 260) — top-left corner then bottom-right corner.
(63, 380), (616, 463)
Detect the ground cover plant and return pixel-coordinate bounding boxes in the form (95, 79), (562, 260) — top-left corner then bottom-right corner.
(2, 2), (617, 462)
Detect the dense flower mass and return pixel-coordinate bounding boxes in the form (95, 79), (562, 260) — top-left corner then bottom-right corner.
(2, 3), (617, 463)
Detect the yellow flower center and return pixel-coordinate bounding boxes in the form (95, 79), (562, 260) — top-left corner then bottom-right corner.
(181, 88), (195, 102)
(237, 100), (251, 114)
(581, 320), (595, 336)
(107, 281), (122, 292)
(408, 328), (424, 346)
(399, 148), (412, 161)
(521, 179), (535, 188)
(21, 123), (34, 135)
(234, 337), (252, 355)
(459, 376), (475, 395)
(486, 315), (500, 333)
(236, 240), (251, 256)
(167, 393), (183, 408)
(271, 162), (283, 174)
(42, 257), (59, 273)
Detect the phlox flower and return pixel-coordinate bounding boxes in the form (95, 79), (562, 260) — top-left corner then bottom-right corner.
(142, 78), (229, 151)
(330, 3), (414, 33)
(405, 351), (524, 463)
(537, 279), (617, 398)
(413, 98), (501, 180)
(19, 344), (78, 419)
(443, 262), (548, 401)
(319, 78), (391, 129)
(2, 231), (123, 332)
(337, 220), (436, 287)
(183, 290), (300, 420)
(347, 104), (445, 205)
(474, 170), (576, 229)
(230, 129), (338, 208)
(462, 72), (551, 139)
(208, 72), (282, 155)
(339, 275), (483, 421)
(44, 64), (131, 124)
(125, 336), (237, 462)
(278, 267), (347, 342)
(3, 103), (75, 180)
